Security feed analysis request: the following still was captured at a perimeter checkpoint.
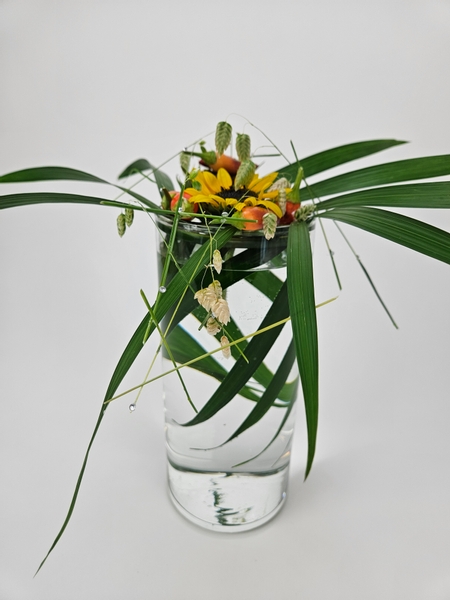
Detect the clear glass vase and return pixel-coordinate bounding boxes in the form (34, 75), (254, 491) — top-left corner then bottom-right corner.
(156, 216), (302, 531)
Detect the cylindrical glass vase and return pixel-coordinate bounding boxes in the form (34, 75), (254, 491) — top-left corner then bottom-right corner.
(156, 216), (302, 531)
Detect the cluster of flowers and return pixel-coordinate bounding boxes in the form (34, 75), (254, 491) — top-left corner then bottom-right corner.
(165, 121), (303, 241)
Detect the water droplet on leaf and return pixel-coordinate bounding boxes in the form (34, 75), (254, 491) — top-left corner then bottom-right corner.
(129, 404), (136, 412)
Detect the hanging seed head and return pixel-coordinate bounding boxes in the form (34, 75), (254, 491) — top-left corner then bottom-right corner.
(213, 298), (231, 325)
(179, 151), (191, 174)
(206, 317), (221, 336)
(263, 211), (277, 240)
(236, 133), (251, 162)
(220, 336), (231, 359)
(277, 188), (287, 216)
(234, 159), (256, 190)
(215, 121), (232, 156)
(124, 207), (134, 227)
(212, 249), (223, 274)
(117, 213), (126, 237)
(294, 203), (316, 222)
(268, 177), (291, 192)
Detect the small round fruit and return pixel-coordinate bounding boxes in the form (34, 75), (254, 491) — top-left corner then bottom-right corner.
(241, 206), (268, 231)
(279, 201), (300, 225)
(169, 192), (198, 216)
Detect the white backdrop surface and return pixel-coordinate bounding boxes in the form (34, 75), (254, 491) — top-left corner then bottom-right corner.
(1, 1), (450, 599)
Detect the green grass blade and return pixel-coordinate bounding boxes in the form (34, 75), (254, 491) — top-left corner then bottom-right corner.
(215, 340), (297, 446)
(277, 139), (406, 181)
(117, 159), (174, 191)
(36, 227), (235, 572)
(287, 221), (318, 479)
(0, 166), (108, 184)
(232, 380), (299, 468)
(318, 182), (450, 211)
(0, 192), (122, 210)
(34, 403), (107, 576)
(321, 207), (450, 265)
(245, 270), (283, 301)
(164, 325), (260, 402)
(182, 282), (290, 427)
(106, 227), (236, 396)
(164, 243), (288, 336)
(115, 186), (159, 209)
(302, 155), (450, 201)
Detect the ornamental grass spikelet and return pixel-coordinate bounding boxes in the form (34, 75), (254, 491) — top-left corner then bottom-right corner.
(212, 249), (223, 274)
(234, 160), (256, 190)
(220, 336), (231, 359)
(215, 121), (232, 156)
(236, 133), (251, 162)
(125, 207), (134, 227)
(263, 211), (277, 240)
(206, 317), (221, 336)
(213, 299), (230, 325)
(117, 213), (126, 237)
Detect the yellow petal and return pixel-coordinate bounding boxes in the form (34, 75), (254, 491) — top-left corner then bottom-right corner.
(260, 190), (279, 200)
(201, 171), (221, 194)
(217, 168), (232, 189)
(184, 188), (201, 196)
(249, 172), (278, 193)
(195, 196), (220, 207)
(257, 200), (283, 218)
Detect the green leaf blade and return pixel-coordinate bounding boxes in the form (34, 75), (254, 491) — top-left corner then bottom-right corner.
(321, 206), (450, 265)
(302, 155), (450, 201)
(37, 226), (236, 572)
(218, 340), (297, 446)
(182, 282), (290, 427)
(0, 166), (107, 184)
(118, 158), (174, 192)
(0, 191), (114, 210)
(278, 139), (406, 182)
(287, 221), (318, 479)
(318, 182), (450, 211)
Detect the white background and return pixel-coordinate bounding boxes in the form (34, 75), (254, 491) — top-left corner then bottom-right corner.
(1, 1), (450, 598)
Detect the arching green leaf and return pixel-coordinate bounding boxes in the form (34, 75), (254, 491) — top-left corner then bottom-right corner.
(287, 221), (318, 479)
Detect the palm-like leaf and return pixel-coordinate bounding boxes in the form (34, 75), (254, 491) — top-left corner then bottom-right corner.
(287, 221), (318, 479)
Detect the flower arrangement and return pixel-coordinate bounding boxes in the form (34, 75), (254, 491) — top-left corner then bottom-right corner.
(2, 119), (450, 570)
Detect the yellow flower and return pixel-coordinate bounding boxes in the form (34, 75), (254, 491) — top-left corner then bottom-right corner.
(184, 168), (283, 218)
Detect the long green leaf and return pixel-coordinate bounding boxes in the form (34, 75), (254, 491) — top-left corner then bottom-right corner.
(164, 243), (288, 337)
(215, 340), (297, 447)
(0, 166), (108, 184)
(0, 191), (123, 211)
(36, 226), (236, 573)
(318, 182), (450, 211)
(182, 282), (290, 427)
(233, 386), (298, 468)
(287, 221), (318, 479)
(246, 270), (283, 301)
(321, 207), (450, 265)
(302, 155), (450, 201)
(164, 325), (260, 402)
(118, 158), (174, 192)
(277, 139), (406, 181)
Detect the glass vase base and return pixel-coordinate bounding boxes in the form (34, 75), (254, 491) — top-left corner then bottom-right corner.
(167, 462), (289, 532)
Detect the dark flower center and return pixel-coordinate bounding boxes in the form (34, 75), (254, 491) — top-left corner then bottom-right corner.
(216, 187), (258, 201)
